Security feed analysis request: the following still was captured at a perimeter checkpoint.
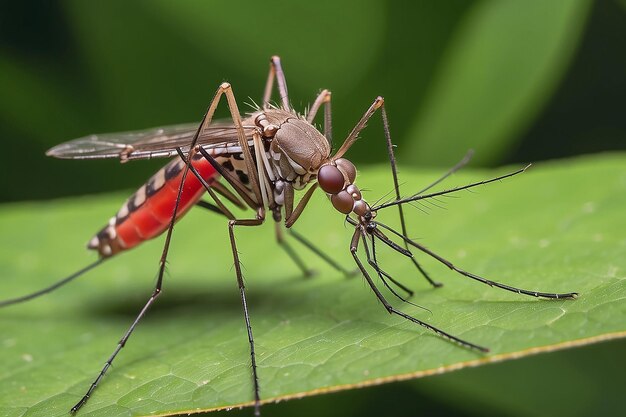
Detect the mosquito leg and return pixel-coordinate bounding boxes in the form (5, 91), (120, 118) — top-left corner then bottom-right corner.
(332, 97), (440, 287)
(71, 177), (185, 412)
(71, 81), (246, 414)
(306, 89), (332, 142)
(367, 234), (414, 298)
(277, 180), (354, 277)
(218, 85), (265, 209)
(284, 183), (319, 228)
(410, 237), (578, 299)
(363, 234), (413, 302)
(275, 222), (315, 277)
(323, 92), (332, 143)
(196, 200), (227, 216)
(0, 259), (104, 308)
(191, 131), (300, 330)
(374, 165), (531, 210)
(197, 147), (258, 210)
(188, 81), (266, 212)
(375, 221), (578, 300)
(177, 149), (236, 220)
(189, 85), (269, 414)
(379, 104), (443, 288)
(349, 227), (488, 352)
(330, 97), (474, 288)
(412, 149), (474, 196)
(228, 215), (265, 416)
(211, 181), (247, 210)
(333, 97), (384, 159)
(198, 197), (306, 324)
(263, 55), (290, 110)
(72, 174), (193, 412)
(70, 278), (163, 413)
(287, 228), (357, 277)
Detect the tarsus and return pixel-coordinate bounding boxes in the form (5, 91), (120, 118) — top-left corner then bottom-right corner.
(0, 258), (105, 308)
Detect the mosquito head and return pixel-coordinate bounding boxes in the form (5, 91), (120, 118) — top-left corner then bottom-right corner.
(318, 158), (377, 223)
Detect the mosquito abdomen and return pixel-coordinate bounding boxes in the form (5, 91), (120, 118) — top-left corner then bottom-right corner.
(88, 155), (220, 257)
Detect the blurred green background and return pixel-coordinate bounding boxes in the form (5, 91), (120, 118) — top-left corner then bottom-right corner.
(1, 1), (625, 203)
(1, 1), (625, 416)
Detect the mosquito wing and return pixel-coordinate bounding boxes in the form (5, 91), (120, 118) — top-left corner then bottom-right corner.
(46, 121), (256, 161)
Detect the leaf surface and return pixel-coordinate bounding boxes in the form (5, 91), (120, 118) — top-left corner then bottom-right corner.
(0, 154), (624, 416)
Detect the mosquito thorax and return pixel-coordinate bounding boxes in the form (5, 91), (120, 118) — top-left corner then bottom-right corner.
(256, 109), (331, 190)
(318, 158), (374, 221)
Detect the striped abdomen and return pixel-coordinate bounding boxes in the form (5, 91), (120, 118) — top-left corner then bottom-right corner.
(88, 154), (219, 257)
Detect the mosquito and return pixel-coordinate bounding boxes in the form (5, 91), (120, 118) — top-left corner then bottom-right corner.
(0, 56), (577, 416)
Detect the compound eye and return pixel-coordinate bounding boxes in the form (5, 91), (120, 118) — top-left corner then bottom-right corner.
(335, 158), (357, 184)
(318, 164), (345, 194)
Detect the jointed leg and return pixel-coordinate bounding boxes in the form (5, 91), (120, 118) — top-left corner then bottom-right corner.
(194, 178), (346, 281)
(196, 200), (227, 216)
(197, 147), (258, 210)
(70, 278), (164, 413)
(228, 215), (265, 416)
(331, 97), (448, 288)
(275, 222), (314, 277)
(284, 183), (319, 228)
(412, 150), (474, 196)
(263, 56), (291, 110)
(349, 227), (488, 352)
(177, 149), (236, 220)
(374, 222), (578, 300)
(70, 82), (255, 414)
(306, 89), (333, 142)
(0, 259), (104, 308)
(194, 153), (346, 282)
(211, 181), (247, 210)
(333, 97), (384, 159)
(367, 233), (414, 299)
(380, 105), (442, 288)
(288, 228), (357, 277)
(217, 84), (265, 209)
(187, 119), (267, 412)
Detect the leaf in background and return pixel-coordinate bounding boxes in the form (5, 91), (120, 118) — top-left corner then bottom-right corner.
(337, 1), (474, 165)
(0, 154), (624, 416)
(405, 1), (592, 166)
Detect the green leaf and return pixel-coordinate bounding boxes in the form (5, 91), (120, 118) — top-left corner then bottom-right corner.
(405, 1), (592, 166)
(1, 154), (624, 416)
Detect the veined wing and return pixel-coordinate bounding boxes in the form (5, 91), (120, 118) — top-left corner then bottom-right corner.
(46, 121), (256, 161)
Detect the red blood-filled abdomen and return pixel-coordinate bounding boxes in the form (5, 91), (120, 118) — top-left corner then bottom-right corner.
(89, 157), (219, 257)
